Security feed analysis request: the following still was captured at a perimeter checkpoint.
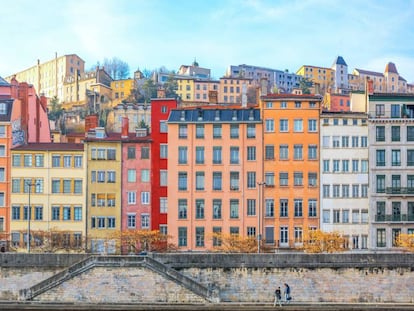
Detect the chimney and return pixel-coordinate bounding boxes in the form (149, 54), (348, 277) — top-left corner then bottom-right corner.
(260, 78), (267, 96)
(121, 117), (129, 138)
(85, 114), (99, 135)
(157, 88), (166, 98)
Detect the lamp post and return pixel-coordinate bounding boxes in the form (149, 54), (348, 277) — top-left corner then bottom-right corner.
(257, 182), (266, 253)
(26, 180), (38, 253)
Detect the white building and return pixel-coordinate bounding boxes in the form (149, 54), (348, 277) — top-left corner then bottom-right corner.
(320, 112), (369, 249)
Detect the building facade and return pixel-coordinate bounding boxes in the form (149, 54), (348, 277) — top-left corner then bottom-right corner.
(167, 106), (263, 250)
(320, 112), (369, 249)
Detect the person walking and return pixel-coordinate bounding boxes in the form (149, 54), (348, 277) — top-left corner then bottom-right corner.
(273, 286), (282, 307)
(284, 283), (291, 304)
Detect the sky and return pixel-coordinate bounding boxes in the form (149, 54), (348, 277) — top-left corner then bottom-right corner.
(1, 0), (414, 82)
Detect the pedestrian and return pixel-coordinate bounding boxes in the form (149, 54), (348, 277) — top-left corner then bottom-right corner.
(273, 286), (282, 307)
(284, 283), (291, 303)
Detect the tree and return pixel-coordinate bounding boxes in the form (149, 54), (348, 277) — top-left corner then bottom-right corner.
(396, 233), (414, 252)
(92, 57), (130, 80)
(141, 79), (157, 103)
(210, 232), (257, 253)
(48, 96), (64, 124)
(299, 77), (313, 94)
(302, 230), (347, 253)
(163, 73), (178, 98)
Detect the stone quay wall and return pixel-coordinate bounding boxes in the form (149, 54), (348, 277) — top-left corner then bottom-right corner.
(0, 253), (413, 304)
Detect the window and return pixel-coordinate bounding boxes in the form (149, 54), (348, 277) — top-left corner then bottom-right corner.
(352, 160), (359, 172)
(376, 229), (386, 247)
(265, 199), (274, 217)
(391, 126), (400, 142)
(141, 214), (149, 229)
(342, 136), (349, 148)
(322, 136), (330, 148)
(333, 210), (340, 223)
(127, 214), (136, 228)
(265, 119), (274, 132)
(391, 104), (400, 118)
(293, 145), (303, 160)
(392, 149), (401, 166)
(295, 101), (301, 108)
(178, 146), (187, 164)
(376, 175), (385, 193)
(107, 149), (116, 160)
(12, 154), (21, 167)
(127, 191), (136, 204)
(352, 210), (359, 223)
(52, 155), (60, 167)
(265, 145), (274, 160)
(294, 172), (303, 186)
(376, 126), (385, 142)
(213, 199), (222, 219)
(323, 160), (330, 172)
(160, 197), (167, 213)
(74, 206), (82, 221)
(141, 147), (149, 159)
(342, 184), (349, 198)
(247, 146), (256, 161)
(294, 199), (303, 217)
(247, 199), (256, 216)
(342, 160), (349, 172)
(127, 169), (136, 183)
(127, 147), (136, 159)
(160, 144), (168, 159)
(178, 172), (187, 191)
(141, 169), (150, 182)
(308, 119), (317, 132)
(265, 172), (275, 186)
(160, 170), (168, 186)
(407, 126), (414, 141)
(247, 172), (256, 188)
(141, 192), (150, 204)
(333, 185), (340, 197)
(408, 150), (414, 166)
(230, 147), (239, 164)
(213, 172), (222, 190)
(352, 184), (359, 198)
(376, 150), (386, 166)
(52, 206), (60, 220)
(279, 145), (288, 160)
(0, 125), (5, 138)
(323, 185), (330, 198)
(213, 146), (222, 164)
(35, 206), (43, 220)
(333, 136), (340, 148)
(52, 180), (60, 193)
(63, 155), (71, 167)
(230, 172), (239, 191)
(63, 206), (71, 220)
(294, 119), (303, 132)
(280, 199), (288, 217)
(230, 199), (239, 218)
(196, 172), (205, 191)
(74, 180), (82, 194)
(279, 172), (288, 186)
(213, 124), (222, 138)
(178, 227), (187, 246)
(196, 147), (205, 164)
(195, 227), (205, 247)
(376, 104), (385, 116)
(308, 199), (317, 217)
(178, 199), (187, 219)
(247, 124), (256, 138)
(308, 173), (317, 187)
(179, 124), (188, 139)
(279, 119), (288, 132)
(280, 227), (288, 244)
(230, 124), (239, 138)
(97, 171), (105, 183)
(196, 124), (204, 139)
(351, 136), (359, 147)
(107, 171), (116, 183)
(361, 136), (368, 147)
(308, 145), (317, 160)
(195, 199), (205, 219)
(333, 160), (340, 172)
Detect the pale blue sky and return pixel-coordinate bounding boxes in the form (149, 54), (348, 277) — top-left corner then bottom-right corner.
(1, 0), (414, 82)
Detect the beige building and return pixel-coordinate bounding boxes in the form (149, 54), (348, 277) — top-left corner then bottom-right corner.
(5, 53), (85, 100)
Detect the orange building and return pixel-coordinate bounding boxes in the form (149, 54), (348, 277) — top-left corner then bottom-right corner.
(167, 106), (263, 250)
(260, 93), (322, 249)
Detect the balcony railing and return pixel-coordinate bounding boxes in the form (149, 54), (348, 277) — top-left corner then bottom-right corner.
(385, 187), (414, 195)
(375, 214), (414, 222)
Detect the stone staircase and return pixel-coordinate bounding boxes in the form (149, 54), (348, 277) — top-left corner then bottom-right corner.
(19, 255), (220, 303)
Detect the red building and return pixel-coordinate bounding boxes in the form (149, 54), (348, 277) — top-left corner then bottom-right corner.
(150, 98), (177, 235)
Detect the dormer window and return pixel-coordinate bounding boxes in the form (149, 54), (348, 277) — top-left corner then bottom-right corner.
(215, 110), (220, 121)
(232, 110), (237, 121)
(180, 110), (185, 121)
(249, 108), (254, 120)
(197, 109), (203, 120)
(0, 103), (6, 115)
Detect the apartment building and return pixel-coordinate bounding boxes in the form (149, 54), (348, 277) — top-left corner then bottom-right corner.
(218, 77), (255, 104)
(320, 112), (369, 249)
(260, 93), (321, 248)
(167, 106), (263, 250)
(368, 94), (414, 249)
(5, 53), (85, 100)
(111, 103), (151, 133)
(110, 78), (136, 107)
(10, 143), (86, 250)
(296, 65), (334, 95)
(176, 78), (219, 103)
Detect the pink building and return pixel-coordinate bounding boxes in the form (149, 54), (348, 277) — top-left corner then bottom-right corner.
(167, 106), (263, 250)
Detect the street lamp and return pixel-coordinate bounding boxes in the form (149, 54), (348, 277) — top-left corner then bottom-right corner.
(257, 182), (266, 253)
(26, 180), (38, 253)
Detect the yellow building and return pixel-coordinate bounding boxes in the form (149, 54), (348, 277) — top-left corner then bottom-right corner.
(110, 78), (136, 106)
(296, 65), (334, 94)
(10, 143), (86, 252)
(176, 78), (220, 104)
(218, 77), (255, 104)
(84, 127), (122, 254)
(5, 53), (85, 100)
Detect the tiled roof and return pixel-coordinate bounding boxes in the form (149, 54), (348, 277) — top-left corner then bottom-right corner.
(12, 143), (84, 151)
(168, 107), (261, 122)
(0, 76), (9, 86)
(333, 56), (347, 67)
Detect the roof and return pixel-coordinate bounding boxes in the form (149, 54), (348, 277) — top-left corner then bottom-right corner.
(0, 76), (9, 86)
(12, 143), (84, 151)
(354, 68), (383, 77)
(384, 62), (398, 74)
(84, 132), (152, 143)
(261, 93), (323, 101)
(333, 56), (347, 67)
(168, 107), (261, 123)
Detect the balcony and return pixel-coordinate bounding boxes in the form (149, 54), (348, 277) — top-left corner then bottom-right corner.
(375, 214), (414, 222)
(385, 187), (414, 196)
